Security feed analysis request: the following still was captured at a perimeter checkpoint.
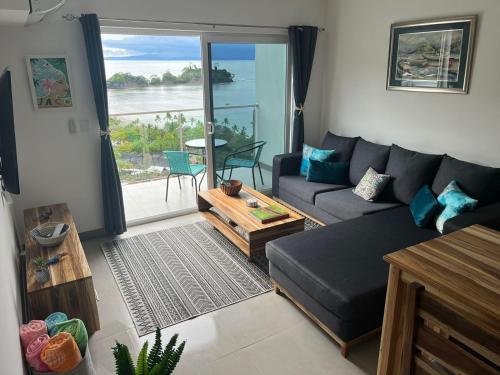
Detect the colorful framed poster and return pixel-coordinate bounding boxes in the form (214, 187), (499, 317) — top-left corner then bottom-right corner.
(26, 55), (74, 109)
(387, 16), (477, 94)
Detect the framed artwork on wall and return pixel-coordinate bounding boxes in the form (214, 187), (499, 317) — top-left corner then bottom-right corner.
(26, 55), (74, 109)
(387, 16), (477, 94)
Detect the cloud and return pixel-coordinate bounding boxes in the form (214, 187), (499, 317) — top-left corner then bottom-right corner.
(103, 47), (138, 58)
(102, 34), (202, 60)
(101, 34), (255, 61)
(101, 34), (129, 41)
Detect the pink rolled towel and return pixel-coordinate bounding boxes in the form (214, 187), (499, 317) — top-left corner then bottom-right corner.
(26, 334), (50, 372)
(20, 320), (48, 350)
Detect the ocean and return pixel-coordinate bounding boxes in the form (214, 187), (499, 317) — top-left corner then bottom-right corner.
(105, 60), (256, 129)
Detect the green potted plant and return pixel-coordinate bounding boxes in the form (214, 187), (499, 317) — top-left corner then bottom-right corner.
(113, 328), (185, 375)
(33, 256), (50, 284)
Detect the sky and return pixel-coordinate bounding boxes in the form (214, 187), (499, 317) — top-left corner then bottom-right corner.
(102, 34), (255, 61)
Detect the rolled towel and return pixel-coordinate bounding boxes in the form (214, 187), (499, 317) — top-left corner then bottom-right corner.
(45, 312), (68, 335)
(41, 332), (82, 373)
(52, 319), (88, 355)
(20, 320), (48, 350)
(25, 334), (50, 372)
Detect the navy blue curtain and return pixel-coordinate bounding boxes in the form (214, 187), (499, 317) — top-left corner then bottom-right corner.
(80, 14), (126, 234)
(289, 26), (318, 152)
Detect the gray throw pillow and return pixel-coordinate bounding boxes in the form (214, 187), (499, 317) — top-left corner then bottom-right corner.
(353, 167), (391, 201)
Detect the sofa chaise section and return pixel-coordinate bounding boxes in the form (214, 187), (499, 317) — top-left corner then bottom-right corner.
(269, 132), (500, 358)
(266, 207), (440, 355)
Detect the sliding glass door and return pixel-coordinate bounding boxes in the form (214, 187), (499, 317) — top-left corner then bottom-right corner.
(202, 34), (289, 191)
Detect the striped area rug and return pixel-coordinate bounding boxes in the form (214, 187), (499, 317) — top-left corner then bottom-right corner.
(101, 221), (273, 336)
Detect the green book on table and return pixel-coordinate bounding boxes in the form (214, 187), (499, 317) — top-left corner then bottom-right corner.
(250, 205), (289, 224)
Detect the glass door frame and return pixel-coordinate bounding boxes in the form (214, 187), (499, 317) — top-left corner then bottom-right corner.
(200, 32), (292, 190)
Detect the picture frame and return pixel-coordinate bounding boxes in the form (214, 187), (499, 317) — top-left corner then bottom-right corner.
(26, 55), (74, 110)
(386, 16), (477, 94)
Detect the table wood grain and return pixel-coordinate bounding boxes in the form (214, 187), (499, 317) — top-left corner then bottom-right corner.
(24, 203), (100, 334)
(377, 225), (500, 374)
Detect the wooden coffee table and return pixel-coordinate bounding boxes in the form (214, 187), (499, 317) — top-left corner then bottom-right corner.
(197, 185), (304, 260)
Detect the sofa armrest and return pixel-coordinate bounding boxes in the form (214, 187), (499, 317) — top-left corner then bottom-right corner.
(443, 202), (500, 234)
(272, 152), (302, 197)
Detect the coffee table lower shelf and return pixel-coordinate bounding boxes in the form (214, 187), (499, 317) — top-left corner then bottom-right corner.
(200, 210), (303, 260)
(200, 211), (254, 257)
(198, 186), (305, 261)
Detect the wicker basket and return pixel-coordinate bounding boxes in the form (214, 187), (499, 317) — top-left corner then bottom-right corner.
(220, 180), (243, 196)
(33, 345), (96, 375)
(31, 222), (70, 247)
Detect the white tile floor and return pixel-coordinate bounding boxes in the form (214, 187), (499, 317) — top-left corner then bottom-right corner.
(122, 168), (272, 223)
(83, 213), (379, 375)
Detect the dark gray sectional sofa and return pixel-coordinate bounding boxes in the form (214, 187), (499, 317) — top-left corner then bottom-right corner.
(267, 132), (500, 357)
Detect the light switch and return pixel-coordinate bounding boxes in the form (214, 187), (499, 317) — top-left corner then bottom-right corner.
(68, 118), (77, 134)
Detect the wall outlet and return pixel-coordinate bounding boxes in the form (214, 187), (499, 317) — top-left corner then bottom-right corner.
(79, 120), (90, 132)
(68, 118), (77, 134)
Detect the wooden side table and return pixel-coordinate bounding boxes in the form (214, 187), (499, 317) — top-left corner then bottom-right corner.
(377, 225), (500, 374)
(24, 203), (100, 335)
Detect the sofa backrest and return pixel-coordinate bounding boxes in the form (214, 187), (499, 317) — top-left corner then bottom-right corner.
(321, 132), (359, 162)
(431, 155), (500, 206)
(321, 132), (500, 207)
(383, 145), (443, 205)
(348, 138), (391, 185)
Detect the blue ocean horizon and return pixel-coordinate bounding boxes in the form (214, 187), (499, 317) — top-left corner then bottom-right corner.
(106, 59), (257, 132)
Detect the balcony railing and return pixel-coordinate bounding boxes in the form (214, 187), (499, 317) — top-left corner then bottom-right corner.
(109, 104), (258, 184)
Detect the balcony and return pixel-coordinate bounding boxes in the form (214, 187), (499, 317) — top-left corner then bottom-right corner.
(110, 105), (272, 224)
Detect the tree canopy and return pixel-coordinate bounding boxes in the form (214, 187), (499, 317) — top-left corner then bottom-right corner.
(107, 64), (234, 89)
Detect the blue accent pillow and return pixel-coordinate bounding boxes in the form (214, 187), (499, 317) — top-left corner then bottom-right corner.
(306, 160), (350, 185)
(410, 185), (439, 227)
(435, 180), (478, 233)
(300, 144), (335, 176)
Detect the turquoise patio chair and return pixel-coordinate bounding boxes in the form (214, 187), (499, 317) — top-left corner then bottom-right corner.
(221, 141), (266, 189)
(164, 151), (206, 201)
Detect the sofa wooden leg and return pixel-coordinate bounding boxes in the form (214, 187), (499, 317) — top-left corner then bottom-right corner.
(272, 280), (285, 296)
(273, 283), (282, 295)
(340, 344), (349, 358)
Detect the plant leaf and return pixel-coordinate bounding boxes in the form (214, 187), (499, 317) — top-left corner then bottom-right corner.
(161, 334), (178, 360)
(150, 335), (185, 375)
(147, 328), (162, 371)
(163, 341), (186, 375)
(112, 342), (136, 375)
(136, 342), (149, 375)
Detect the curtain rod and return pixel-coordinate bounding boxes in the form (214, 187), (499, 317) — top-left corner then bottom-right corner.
(62, 14), (325, 32)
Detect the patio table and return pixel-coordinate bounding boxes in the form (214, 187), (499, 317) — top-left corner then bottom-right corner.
(185, 138), (228, 149)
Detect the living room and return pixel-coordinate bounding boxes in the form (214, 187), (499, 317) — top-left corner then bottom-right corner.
(1, 0), (499, 374)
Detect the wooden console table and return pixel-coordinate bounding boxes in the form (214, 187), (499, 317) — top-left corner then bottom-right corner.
(24, 203), (100, 335)
(377, 225), (500, 375)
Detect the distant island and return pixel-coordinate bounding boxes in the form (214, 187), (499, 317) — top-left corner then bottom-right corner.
(107, 64), (234, 89)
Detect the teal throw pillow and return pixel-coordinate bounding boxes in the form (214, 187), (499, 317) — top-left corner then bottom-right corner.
(435, 180), (478, 233)
(300, 144), (335, 177)
(409, 185), (439, 227)
(306, 160), (350, 185)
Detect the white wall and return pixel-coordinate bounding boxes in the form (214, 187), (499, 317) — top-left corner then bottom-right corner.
(0, 194), (26, 374)
(322, 0), (500, 167)
(0, 22), (102, 233)
(0, 0), (327, 232)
